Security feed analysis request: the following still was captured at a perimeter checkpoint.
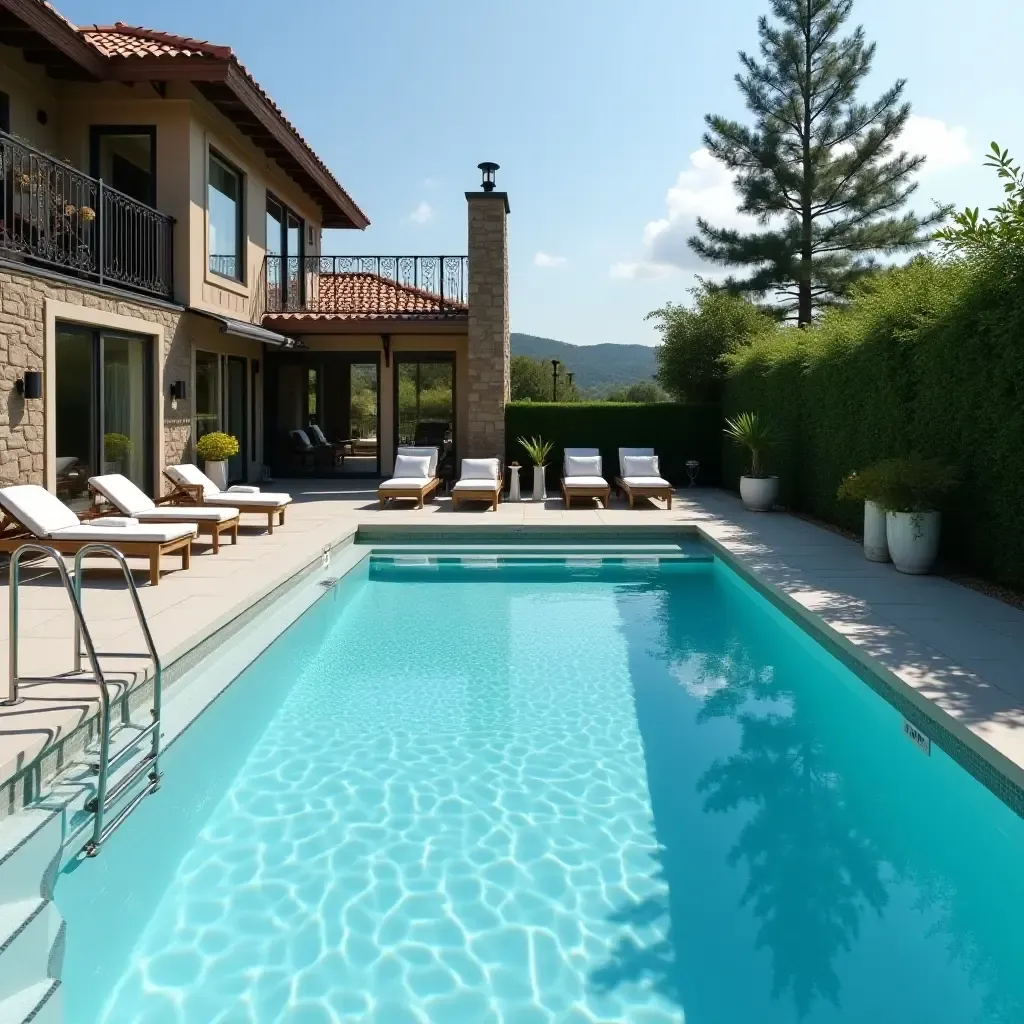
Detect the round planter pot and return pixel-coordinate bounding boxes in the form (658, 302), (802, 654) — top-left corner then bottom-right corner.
(204, 459), (229, 491)
(886, 510), (940, 574)
(532, 465), (547, 502)
(863, 500), (890, 562)
(739, 475), (778, 511)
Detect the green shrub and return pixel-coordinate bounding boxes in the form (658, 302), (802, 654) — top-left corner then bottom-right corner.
(195, 431), (240, 462)
(723, 254), (1024, 587)
(505, 402), (721, 487)
(839, 457), (959, 513)
(103, 432), (132, 462)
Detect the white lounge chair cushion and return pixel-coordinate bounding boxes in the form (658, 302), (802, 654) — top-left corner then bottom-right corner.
(0, 484), (80, 536)
(622, 454), (660, 478)
(619, 447), (655, 475)
(453, 477), (500, 492)
(90, 474), (156, 516)
(309, 425), (329, 445)
(460, 458), (500, 482)
(396, 446), (439, 477)
(563, 476), (610, 489)
(378, 477), (432, 491)
(166, 464), (218, 495)
(227, 485), (261, 493)
(204, 493), (291, 508)
(54, 522), (197, 543)
(566, 455), (603, 478)
(622, 476), (672, 489)
(93, 517), (138, 528)
(394, 454), (432, 479)
(135, 507), (238, 523)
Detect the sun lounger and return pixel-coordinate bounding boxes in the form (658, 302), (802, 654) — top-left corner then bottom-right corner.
(164, 465), (292, 534)
(377, 447), (440, 508)
(451, 458), (502, 511)
(88, 474), (240, 552)
(561, 448), (611, 508)
(0, 484), (195, 585)
(615, 448), (674, 509)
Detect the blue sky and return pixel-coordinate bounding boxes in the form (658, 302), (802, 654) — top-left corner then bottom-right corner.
(60, 0), (1024, 346)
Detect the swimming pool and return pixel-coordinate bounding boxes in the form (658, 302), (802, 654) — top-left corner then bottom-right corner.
(55, 553), (1024, 1023)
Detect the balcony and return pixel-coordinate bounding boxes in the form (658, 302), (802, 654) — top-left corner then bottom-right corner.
(263, 255), (468, 320)
(0, 131), (174, 300)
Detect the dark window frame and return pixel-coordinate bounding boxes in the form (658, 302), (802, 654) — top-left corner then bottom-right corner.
(208, 147), (245, 283)
(88, 125), (158, 206)
(266, 190), (304, 306)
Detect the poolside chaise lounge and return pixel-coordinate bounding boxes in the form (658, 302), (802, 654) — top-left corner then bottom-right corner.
(163, 465), (292, 534)
(0, 484), (196, 586)
(88, 474), (240, 553)
(561, 448), (611, 509)
(614, 448), (674, 509)
(451, 458), (502, 511)
(377, 447), (440, 509)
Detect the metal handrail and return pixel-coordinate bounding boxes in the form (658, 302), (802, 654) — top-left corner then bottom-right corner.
(6, 542), (162, 855)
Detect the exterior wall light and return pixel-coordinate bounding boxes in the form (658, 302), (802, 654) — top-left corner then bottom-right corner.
(15, 371), (42, 400)
(478, 161), (499, 192)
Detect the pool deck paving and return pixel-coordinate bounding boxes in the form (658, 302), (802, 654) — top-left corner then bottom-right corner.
(0, 479), (1021, 803)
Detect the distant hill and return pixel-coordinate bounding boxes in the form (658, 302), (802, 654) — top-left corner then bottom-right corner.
(511, 333), (657, 392)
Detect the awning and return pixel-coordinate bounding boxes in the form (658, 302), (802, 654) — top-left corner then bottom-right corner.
(189, 309), (296, 347)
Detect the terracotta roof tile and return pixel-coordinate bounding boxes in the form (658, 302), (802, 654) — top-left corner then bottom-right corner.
(269, 272), (468, 320)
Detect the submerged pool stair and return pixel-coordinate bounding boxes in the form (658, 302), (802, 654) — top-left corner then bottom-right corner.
(7, 542), (164, 858)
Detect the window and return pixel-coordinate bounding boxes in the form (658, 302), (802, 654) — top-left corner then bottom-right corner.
(55, 323), (153, 510)
(266, 193), (304, 309)
(208, 150), (244, 280)
(194, 350), (220, 440)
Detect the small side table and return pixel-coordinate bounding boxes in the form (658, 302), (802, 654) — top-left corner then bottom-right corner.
(507, 464), (522, 502)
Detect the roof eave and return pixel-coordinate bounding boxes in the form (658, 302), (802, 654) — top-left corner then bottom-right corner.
(0, 0), (107, 78)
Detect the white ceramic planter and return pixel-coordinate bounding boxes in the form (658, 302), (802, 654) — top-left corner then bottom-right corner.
(739, 475), (778, 511)
(508, 465), (522, 502)
(863, 500), (890, 562)
(205, 460), (229, 491)
(886, 510), (940, 574)
(532, 465), (547, 502)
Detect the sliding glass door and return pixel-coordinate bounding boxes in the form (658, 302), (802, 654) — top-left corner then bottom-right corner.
(55, 323), (153, 510)
(394, 355), (455, 479)
(193, 350), (252, 484)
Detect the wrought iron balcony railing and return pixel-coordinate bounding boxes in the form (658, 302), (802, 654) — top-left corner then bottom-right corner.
(0, 131), (174, 300)
(264, 255), (468, 317)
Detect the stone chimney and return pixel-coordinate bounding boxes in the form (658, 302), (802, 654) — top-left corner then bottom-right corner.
(465, 162), (510, 458)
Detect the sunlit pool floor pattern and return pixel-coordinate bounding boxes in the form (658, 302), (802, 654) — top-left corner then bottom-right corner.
(89, 560), (1024, 1023)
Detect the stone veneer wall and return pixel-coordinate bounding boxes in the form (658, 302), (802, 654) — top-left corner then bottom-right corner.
(465, 192), (510, 459)
(0, 266), (192, 488)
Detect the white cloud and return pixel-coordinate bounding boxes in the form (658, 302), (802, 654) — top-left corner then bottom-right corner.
(610, 146), (751, 279)
(422, 177), (438, 190)
(408, 201), (434, 225)
(534, 251), (568, 268)
(901, 114), (971, 174)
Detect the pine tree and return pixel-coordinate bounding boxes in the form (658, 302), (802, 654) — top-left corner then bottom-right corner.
(690, 0), (950, 325)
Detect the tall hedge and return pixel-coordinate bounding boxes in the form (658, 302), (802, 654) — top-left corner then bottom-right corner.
(505, 402), (721, 488)
(723, 255), (1024, 588)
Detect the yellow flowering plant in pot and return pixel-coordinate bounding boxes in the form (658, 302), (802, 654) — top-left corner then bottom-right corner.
(195, 431), (239, 491)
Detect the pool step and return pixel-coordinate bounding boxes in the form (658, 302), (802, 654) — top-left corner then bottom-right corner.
(0, 979), (60, 1024)
(0, 898), (61, 1008)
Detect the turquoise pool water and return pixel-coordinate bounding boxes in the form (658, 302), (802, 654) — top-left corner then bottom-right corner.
(56, 557), (1024, 1023)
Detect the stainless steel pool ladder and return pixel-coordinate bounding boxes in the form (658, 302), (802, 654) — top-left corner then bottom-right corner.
(6, 542), (163, 856)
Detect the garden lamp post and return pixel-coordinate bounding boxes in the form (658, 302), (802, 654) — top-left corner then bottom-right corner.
(551, 359), (560, 401)
(567, 372), (574, 395)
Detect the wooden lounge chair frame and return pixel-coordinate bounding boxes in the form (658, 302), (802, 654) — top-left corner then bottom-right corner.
(163, 472), (287, 534)
(561, 480), (611, 509)
(85, 482), (240, 553)
(451, 468), (503, 512)
(614, 477), (674, 509)
(0, 509), (191, 586)
(377, 476), (440, 509)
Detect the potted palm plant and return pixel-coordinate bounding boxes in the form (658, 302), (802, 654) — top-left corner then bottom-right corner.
(723, 412), (780, 511)
(837, 465), (890, 562)
(872, 456), (958, 574)
(195, 431), (239, 491)
(517, 435), (554, 501)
